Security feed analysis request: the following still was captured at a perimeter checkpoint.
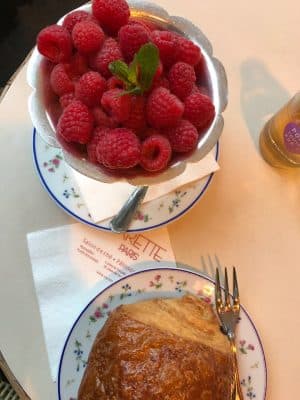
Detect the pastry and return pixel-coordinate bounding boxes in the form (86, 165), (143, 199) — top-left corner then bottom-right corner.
(78, 294), (234, 400)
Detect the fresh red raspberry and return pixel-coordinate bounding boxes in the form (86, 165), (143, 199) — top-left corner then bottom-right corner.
(90, 38), (123, 78)
(183, 92), (215, 129)
(92, 0), (130, 36)
(50, 63), (74, 96)
(140, 134), (171, 172)
(96, 128), (141, 169)
(65, 52), (89, 81)
(92, 107), (118, 128)
(140, 127), (160, 139)
(165, 119), (198, 152)
(151, 75), (170, 90)
(59, 92), (76, 108)
(123, 96), (146, 133)
(62, 10), (97, 33)
(151, 60), (163, 89)
(106, 76), (124, 90)
(128, 17), (157, 32)
(72, 21), (104, 54)
(101, 88), (131, 123)
(168, 62), (196, 100)
(176, 36), (202, 66)
(57, 100), (94, 144)
(119, 24), (150, 61)
(190, 84), (201, 95)
(191, 84), (210, 96)
(37, 25), (72, 63)
(194, 57), (206, 80)
(146, 87), (184, 128)
(75, 71), (106, 107)
(87, 127), (109, 163)
(150, 30), (179, 67)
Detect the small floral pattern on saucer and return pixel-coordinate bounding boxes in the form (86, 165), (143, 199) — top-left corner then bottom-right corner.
(33, 130), (218, 232)
(58, 268), (267, 400)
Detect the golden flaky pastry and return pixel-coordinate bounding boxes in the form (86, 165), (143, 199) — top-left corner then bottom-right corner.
(78, 295), (234, 400)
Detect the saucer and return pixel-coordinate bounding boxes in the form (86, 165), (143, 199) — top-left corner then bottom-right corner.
(33, 129), (219, 232)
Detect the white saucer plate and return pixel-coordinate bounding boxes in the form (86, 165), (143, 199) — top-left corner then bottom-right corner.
(58, 267), (267, 400)
(33, 129), (219, 232)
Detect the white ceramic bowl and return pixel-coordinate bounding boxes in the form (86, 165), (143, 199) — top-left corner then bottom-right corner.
(27, 0), (228, 186)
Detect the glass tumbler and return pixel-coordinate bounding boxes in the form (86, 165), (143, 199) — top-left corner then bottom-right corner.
(259, 92), (300, 167)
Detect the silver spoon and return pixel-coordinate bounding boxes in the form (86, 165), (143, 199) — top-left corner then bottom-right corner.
(110, 186), (148, 233)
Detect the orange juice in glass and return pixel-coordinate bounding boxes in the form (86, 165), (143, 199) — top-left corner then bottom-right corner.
(259, 92), (300, 167)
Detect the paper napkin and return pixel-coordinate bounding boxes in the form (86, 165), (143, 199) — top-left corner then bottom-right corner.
(71, 150), (219, 223)
(27, 223), (175, 380)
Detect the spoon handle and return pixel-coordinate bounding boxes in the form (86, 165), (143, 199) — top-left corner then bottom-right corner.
(110, 186), (148, 233)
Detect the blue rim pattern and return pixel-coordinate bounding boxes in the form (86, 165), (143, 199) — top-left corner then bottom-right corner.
(32, 128), (219, 232)
(57, 267), (267, 400)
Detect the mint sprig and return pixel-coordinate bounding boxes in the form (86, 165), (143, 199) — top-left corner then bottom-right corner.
(109, 43), (159, 95)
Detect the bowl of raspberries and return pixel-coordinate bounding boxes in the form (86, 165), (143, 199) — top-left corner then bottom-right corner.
(27, 0), (227, 185)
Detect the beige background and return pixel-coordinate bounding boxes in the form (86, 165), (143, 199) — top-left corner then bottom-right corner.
(1, 0), (300, 398)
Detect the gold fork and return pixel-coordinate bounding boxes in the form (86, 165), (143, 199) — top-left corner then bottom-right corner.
(215, 267), (244, 400)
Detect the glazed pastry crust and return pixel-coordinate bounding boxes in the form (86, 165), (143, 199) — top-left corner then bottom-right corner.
(78, 295), (234, 400)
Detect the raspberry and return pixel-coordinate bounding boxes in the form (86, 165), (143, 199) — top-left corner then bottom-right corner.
(128, 17), (157, 32)
(57, 100), (94, 144)
(191, 85), (210, 97)
(75, 71), (106, 107)
(140, 127), (160, 140)
(165, 119), (198, 153)
(190, 84), (202, 95)
(96, 128), (141, 169)
(66, 52), (89, 81)
(119, 24), (150, 61)
(151, 60), (164, 89)
(106, 76), (124, 90)
(140, 134), (171, 172)
(146, 87), (184, 128)
(92, 0), (130, 36)
(152, 75), (170, 90)
(50, 63), (74, 96)
(194, 57), (206, 80)
(72, 21), (104, 54)
(101, 88), (131, 123)
(59, 92), (76, 108)
(92, 107), (118, 128)
(87, 127), (109, 163)
(168, 62), (196, 100)
(183, 92), (215, 129)
(37, 25), (72, 63)
(176, 36), (201, 66)
(123, 96), (146, 133)
(90, 38), (123, 78)
(150, 30), (179, 67)
(62, 10), (97, 33)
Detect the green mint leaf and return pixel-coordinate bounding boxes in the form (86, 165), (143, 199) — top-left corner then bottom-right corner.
(121, 87), (143, 96)
(136, 43), (159, 92)
(108, 61), (131, 86)
(128, 55), (138, 85)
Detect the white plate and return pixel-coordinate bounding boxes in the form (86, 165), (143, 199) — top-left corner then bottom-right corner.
(58, 267), (267, 400)
(33, 129), (219, 232)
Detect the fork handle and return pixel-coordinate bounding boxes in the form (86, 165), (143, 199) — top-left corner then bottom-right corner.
(230, 340), (244, 400)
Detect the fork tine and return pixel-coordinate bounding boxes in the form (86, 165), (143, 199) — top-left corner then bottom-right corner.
(224, 267), (231, 306)
(215, 268), (222, 306)
(233, 267), (240, 307)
